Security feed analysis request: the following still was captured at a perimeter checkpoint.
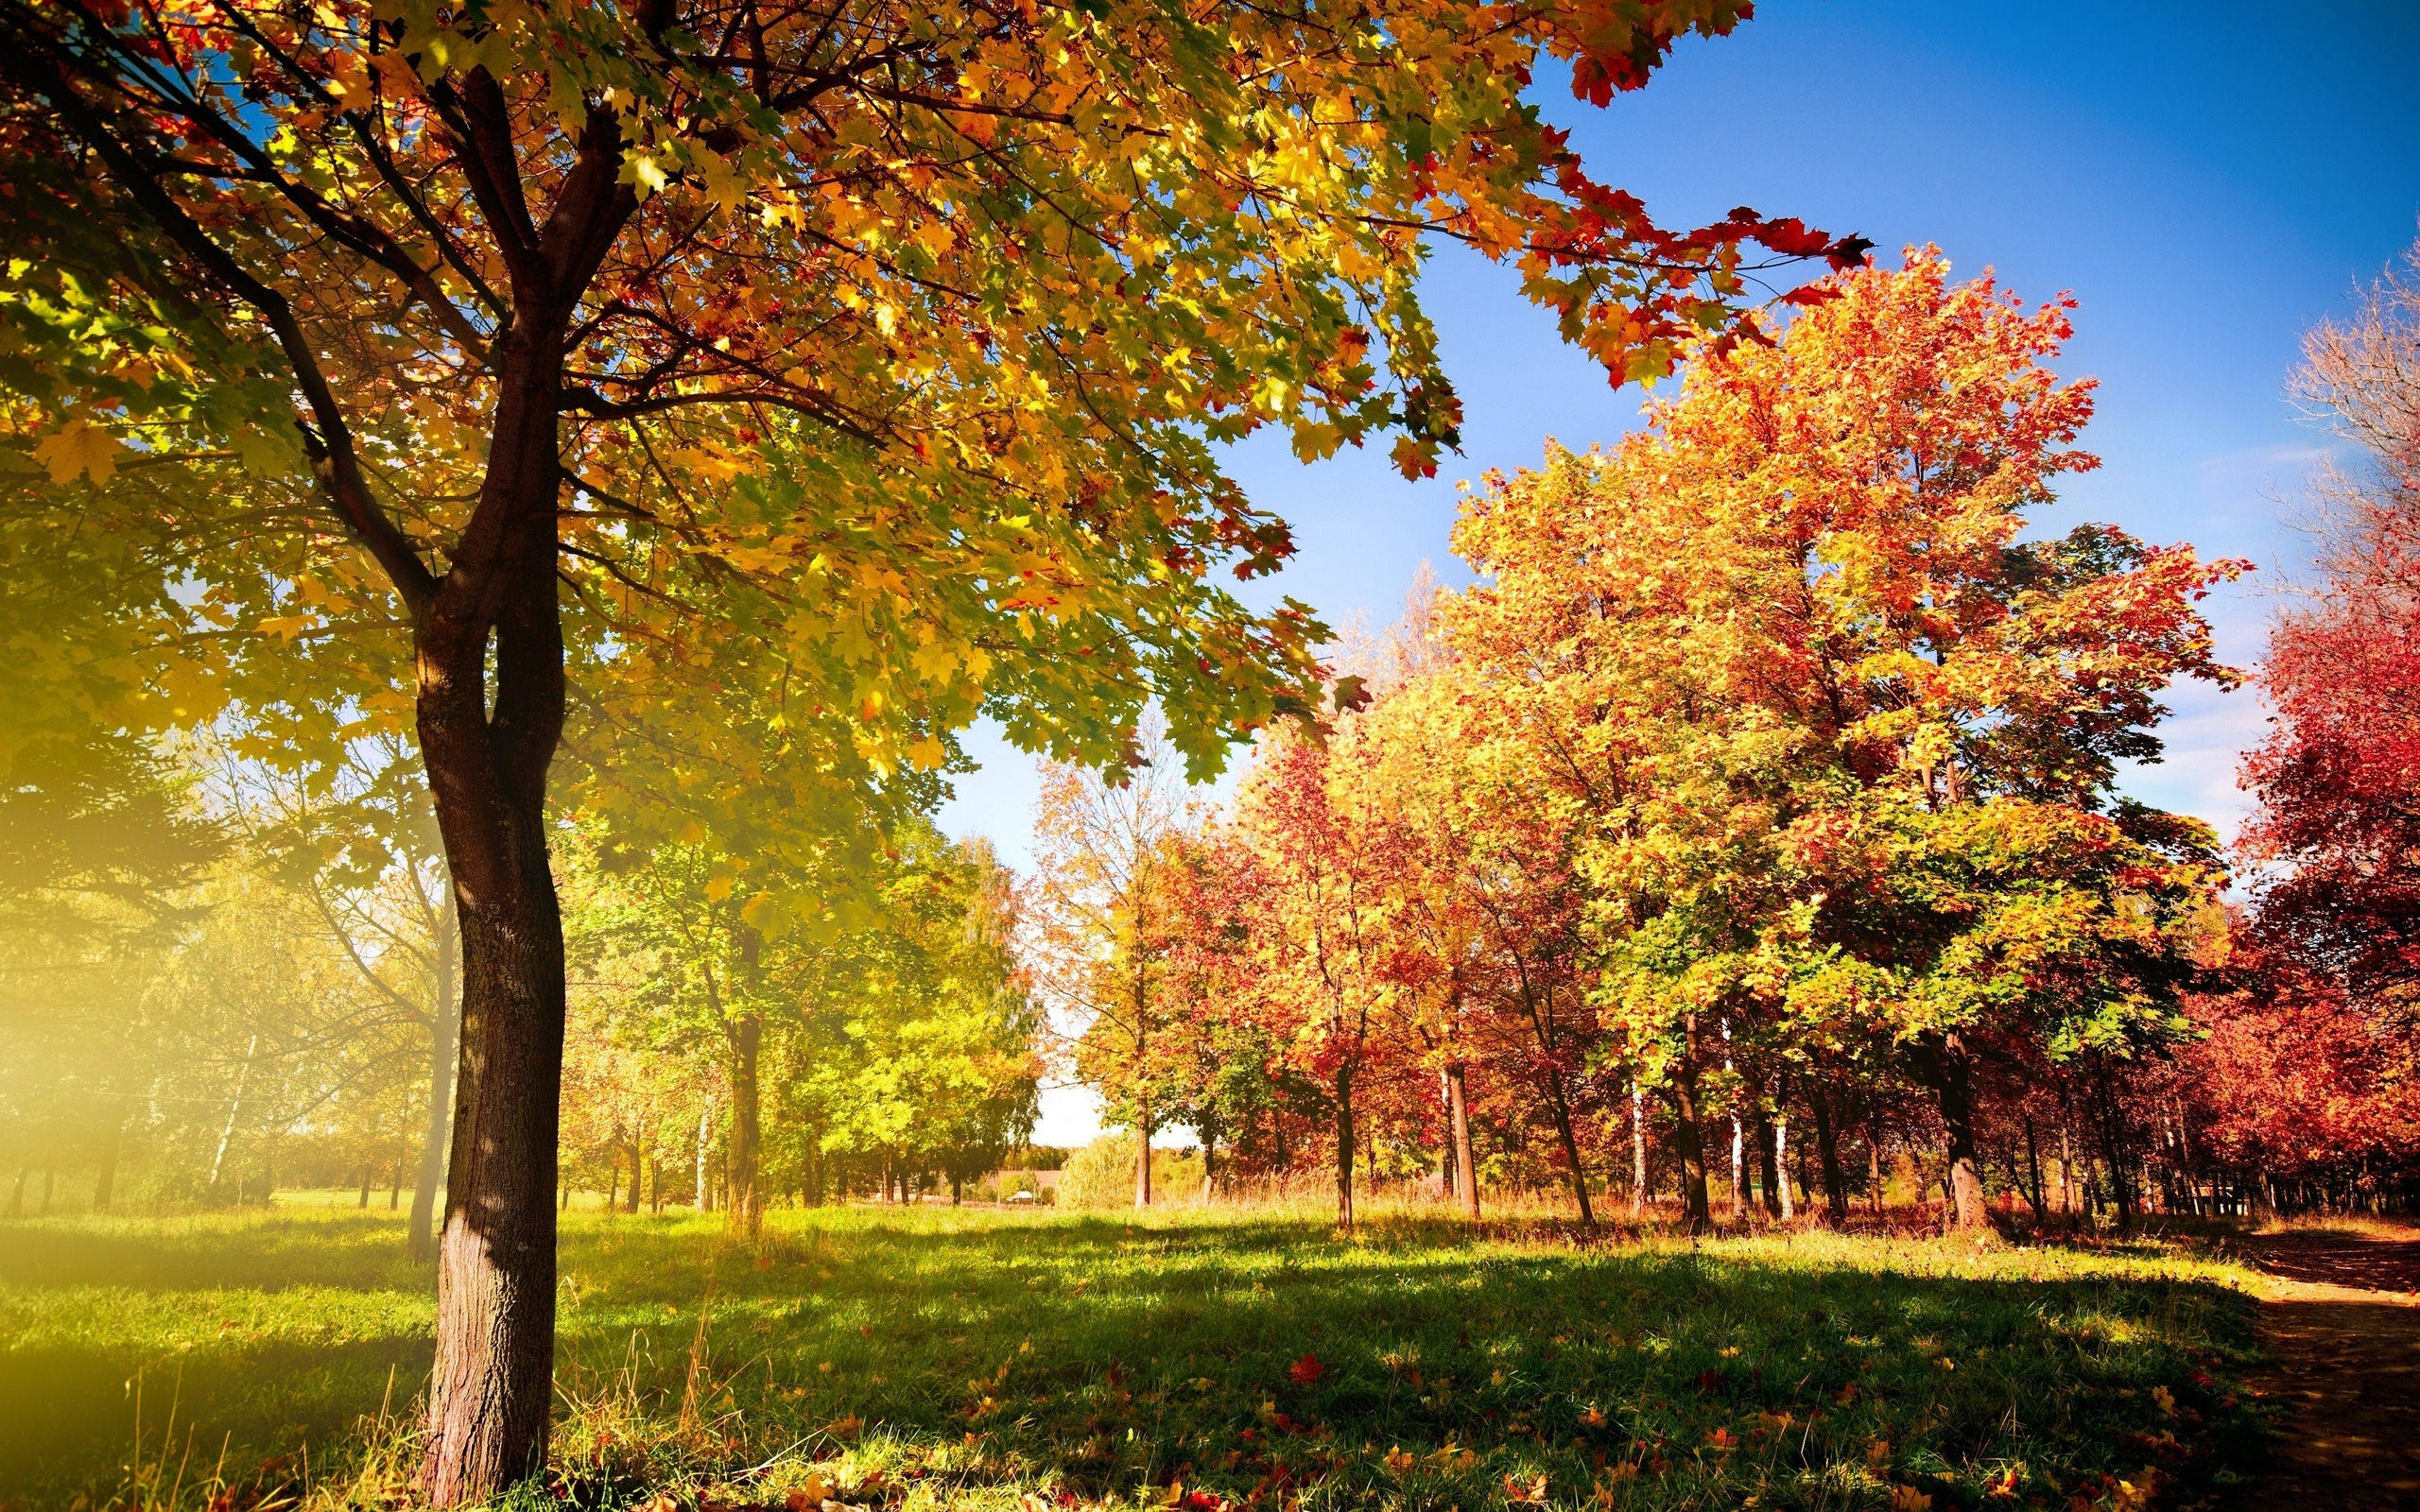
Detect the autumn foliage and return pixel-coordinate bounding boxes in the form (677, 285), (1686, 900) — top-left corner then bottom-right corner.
(1071, 252), (2257, 1234)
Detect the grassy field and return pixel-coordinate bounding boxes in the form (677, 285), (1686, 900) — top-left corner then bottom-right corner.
(0, 1198), (2271, 1511)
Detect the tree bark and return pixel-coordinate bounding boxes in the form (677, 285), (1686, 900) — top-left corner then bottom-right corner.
(1446, 1061), (1478, 1221)
(1134, 1090), (1153, 1210)
(1729, 1114), (1748, 1225)
(413, 273), (596, 1498)
(1542, 1068), (1596, 1229)
(1664, 1066), (1713, 1233)
(2022, 1113), (2048, 1222)
(1753, 1106), (1784, 1218)
(409, 889), (461, 1262)
(209, 1033), (259, 1191)
(419, 788), (566, 1504)
(1333, 1066), (1356, 1231)
(1630, 1079), (1648, 1222)
(1811, 1090), (1848, 1225)
(1772, 1109), (1794, 1221)
(727, 1014), (763, 1237)
(1910, 1032), (1991, 1231)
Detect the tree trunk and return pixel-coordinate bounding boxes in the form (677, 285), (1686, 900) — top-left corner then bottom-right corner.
(1772, 1110), (1794, 1221)
(413, 286), (598, 1500)
(358, 1163), (372, 1210)
(1664, 1067), (1713, 1234)
(409, 889), (461, 1262)
(1333, 1066), (1356, 1231)
(1446, 1061), (1478, 1221)
(419, 830), (567, 1503)
(416, 493), (575, 1498)
(2022, 1113), (2048, 1222)
(1542, 1068), (1596, 1229)
(727, 1014), (763, 1237)
(94, 1120), (121, 1212)
(1911, 1033), (1990, 1231)
(1435, 1072), (1454, 1194)
(1135, 1090), (1152, 1209)
(1630, 1079), (1648, 1222)
(1729, 1115), (1748, 1225)
(5, 1168), (22, 1218)
(209, 1033), (259, 1191)
(1868, 1123), (1885, 1218)
(2092, 1066), (2135, 1234)
(1811, 1091), (1848, 1225)
(1753, 1107), (1784, 1218)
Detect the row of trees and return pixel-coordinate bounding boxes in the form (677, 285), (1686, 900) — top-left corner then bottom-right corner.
(2177, 239), (2420, 1211)
(0, 734), (1039, 1242)
(1052, 251), (2256, 1235)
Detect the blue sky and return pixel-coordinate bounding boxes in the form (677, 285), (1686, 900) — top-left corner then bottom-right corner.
(938, 1), (2420, 1143)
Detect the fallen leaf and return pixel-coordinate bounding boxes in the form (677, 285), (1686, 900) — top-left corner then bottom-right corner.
(1288, 1353), (1323, 1384)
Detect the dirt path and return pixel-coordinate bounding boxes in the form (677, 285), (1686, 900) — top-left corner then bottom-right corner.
(2240, 1228), (2420, 1509)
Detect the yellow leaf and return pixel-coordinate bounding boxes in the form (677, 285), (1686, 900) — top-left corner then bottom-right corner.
(33, 418), (120, 485)
(1889, 1488), (1932, 1512)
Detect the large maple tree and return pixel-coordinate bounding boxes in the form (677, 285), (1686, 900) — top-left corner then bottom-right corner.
(0, 0), (1858, 1492)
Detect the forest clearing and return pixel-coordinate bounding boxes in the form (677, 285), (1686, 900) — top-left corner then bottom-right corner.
(2, 1198), (2338, 1512)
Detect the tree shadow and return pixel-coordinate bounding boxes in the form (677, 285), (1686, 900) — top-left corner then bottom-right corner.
(4, 1212), (2274, 1508)
(553, 1218), (2267, 1510)
(2240, 1297), (2420, 1511)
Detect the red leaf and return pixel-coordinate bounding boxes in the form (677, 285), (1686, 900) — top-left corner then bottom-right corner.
(1288, 1352), (1324, 1384)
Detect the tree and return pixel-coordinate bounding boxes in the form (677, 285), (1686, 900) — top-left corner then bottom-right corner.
(2243, 236), (2420, 1021)
(1445, 250), (2240, 1231)
(805, 827), (1040, 1200)
(1228, 725), (1409, 1229)
(1030, 719), (1196, 1208)
(1339, 640), (1603, 1225)
(204, 736), (464, 1257)
(0, 0), (1855, 1488)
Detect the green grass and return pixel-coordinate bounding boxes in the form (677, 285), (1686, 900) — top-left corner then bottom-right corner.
(0, 1199), (2271, 1510)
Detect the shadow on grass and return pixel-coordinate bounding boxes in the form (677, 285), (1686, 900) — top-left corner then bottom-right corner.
(2, 1210), (2271, 1510)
